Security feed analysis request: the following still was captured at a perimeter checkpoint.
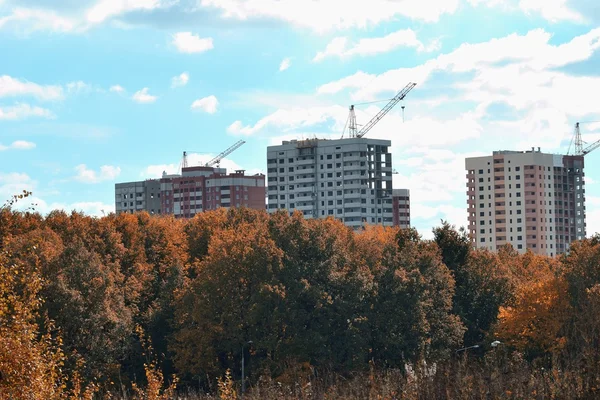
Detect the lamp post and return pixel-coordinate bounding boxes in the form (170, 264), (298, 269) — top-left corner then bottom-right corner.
(241, 340), (253, 396)
(456, 344), (479, 354)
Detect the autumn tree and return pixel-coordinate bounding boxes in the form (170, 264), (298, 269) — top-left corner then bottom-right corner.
(172, 209), (284, 383)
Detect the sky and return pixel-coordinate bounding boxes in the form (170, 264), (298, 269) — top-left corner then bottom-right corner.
(1, 0), (600, 239)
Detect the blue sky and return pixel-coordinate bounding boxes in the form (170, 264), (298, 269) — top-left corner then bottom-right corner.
(1, 0), (599, 238)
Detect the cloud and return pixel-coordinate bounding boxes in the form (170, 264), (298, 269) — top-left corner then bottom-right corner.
(228, 104), (348, 136)
(132, 87), (157, 103)
(0, 75), (64, 101)
(519, 0), (584, 23)
(279, 57), (291, 71)
(200, 0), (460, 31)
(66, 80), (93, 94)
(0, 140), (36, 151)
(0, 172), (37, 202)
(172, 31), (214, 53)
(0, 103), (54, 120)
(171, 72), (189, 88)
(0, 171), (113, 217)
(316, 27), (600, 104)
(191, 95), (219, 114)
(313, 29), (440, 62)
(74, 164), (121, 183)
(109, 84), (125, 93)
(0, 7), (78, 33)
(86, 0), (173, 24)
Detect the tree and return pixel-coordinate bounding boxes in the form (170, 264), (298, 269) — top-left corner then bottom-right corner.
(365, 227), (465, 365)
(434, 222), (514, 346)
(0, 247), (67, 399)
(172, 211), (284, 383)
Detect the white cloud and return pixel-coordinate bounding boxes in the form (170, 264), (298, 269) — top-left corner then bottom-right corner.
(172, 32), (214, 53)
(109, 84), (125, 93)
(66, 80), (92, 94)
(227, 104), (348, 136)
(0, 7), (77, 33)
(519, 0), (584, 23)
(171, 72), (190, 88)
(313, 29), (440, 62)
(279, 57), (291, 71)
(0, 140), (36, 151)
(74, 164), (121, 183)
(0, 172), (37, 203)
(200, 0), (460, 32)
(86, 0), (172, 24)
(0, 103), (54, 120)
(317, 27), (600, 104)
(0, 171), (113, 217)
(191, 95), (219, 114)
(0, 75), (64, 101)
(586, 196), (600, 236)
(132, 87), (157, 103)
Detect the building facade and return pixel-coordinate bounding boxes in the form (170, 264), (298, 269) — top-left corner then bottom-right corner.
(161, 167), (266, 218)
(115, 179), (162, 215)
(392, 189), (410, 229)
(267, 138), (395, 229)
(466, 148), (586, 256)
(116, 167), (265, 217)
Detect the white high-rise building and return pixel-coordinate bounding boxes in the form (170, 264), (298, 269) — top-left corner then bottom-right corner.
(267, 138), (394, 229)
(466, 148), (586, 256)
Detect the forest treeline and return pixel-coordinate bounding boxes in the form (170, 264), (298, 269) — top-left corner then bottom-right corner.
(2, 193), (600, 399)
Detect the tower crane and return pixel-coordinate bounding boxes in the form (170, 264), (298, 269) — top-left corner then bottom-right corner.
(205, 140), (246, 168)
(569, 122), (600, 156)
(346, 82), (416, 139)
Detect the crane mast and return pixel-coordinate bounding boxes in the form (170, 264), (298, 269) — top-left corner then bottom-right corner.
(569, 122), (600, 156)
(347, 82), (416, 139)
(205, 140), (246, 167)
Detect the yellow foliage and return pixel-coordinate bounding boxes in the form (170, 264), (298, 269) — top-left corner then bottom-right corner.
(218, 369), (237, 400)
(495, 276), (571, 353)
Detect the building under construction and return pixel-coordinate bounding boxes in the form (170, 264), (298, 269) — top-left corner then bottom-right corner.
(266, 83), (416, 229)
(267, 137), (396, 228)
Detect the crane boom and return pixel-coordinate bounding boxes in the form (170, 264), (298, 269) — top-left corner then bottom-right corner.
(569, 122), (600, 156)
(582, 139), (600, 156)
(353, 82), (416, 138)
(205, 140), (246, 167)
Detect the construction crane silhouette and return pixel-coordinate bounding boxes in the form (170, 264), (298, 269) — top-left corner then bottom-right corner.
(180, 140), (246, 171)
(346, 82), (416, 139)
(568, 122), (600, 156)
(205, 140), (246, 167)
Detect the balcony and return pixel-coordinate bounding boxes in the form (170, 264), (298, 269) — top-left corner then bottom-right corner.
(344, 183), (366, 190)
(295, 177), (316, 184)
(296, 158), (316, 166)
(344, 156), (363, 163)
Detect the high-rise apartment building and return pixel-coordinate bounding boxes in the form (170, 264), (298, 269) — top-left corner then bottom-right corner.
(115, 179), (162, 215)
(392, 189), (410, 229)
(115, 167), (265, 217)
(466, 148), (586, 256)
(266, 138), (395, 229)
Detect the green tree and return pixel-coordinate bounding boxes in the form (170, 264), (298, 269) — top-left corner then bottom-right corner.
(434, 222), (514, 346)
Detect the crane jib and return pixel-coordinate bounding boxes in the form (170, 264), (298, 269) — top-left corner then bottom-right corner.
(354, 82), (416, 139)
